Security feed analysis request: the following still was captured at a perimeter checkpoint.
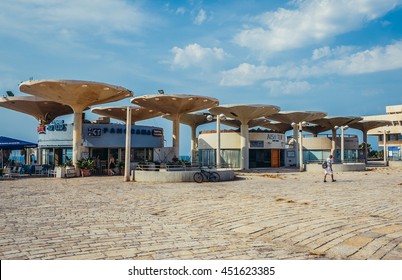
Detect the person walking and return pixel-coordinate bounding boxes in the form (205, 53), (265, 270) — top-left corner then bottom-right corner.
(108, 156), (116, 176)
(324, 154), (336, 182)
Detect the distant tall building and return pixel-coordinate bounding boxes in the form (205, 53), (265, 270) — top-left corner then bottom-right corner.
(364, 105), (402, 160)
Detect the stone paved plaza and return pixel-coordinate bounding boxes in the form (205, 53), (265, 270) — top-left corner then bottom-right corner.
(1, 167), (401, 260)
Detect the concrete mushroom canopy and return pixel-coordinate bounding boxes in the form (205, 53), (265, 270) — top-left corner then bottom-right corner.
(164, 112), (215, 161)
(208, 104), (281, 169)
(0, 96), (73, 125)
(19, 80), (133, 110)
(19, 80), (133, 173)
(131, 94), (219, 157)
(267, 111), (327, 124)
(310, 116), (363, 128)
(92, 106), (164, 124)
(349, 120), (392, 164)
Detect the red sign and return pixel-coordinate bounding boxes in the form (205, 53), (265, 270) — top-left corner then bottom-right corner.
(37, 125), (46, 134)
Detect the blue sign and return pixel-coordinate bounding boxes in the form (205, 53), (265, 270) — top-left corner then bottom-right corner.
(46, 120), (67, 132)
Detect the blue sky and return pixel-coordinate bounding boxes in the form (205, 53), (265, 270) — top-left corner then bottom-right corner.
(1, 0), (402, 155)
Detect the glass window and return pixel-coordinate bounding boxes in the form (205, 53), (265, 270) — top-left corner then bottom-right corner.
(199, 149), (215, 167)
(221, 149), (240, 168)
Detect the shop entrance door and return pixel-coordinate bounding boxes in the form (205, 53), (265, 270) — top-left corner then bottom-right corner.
(271, 149), (280, 168)
(249, 149), (271, 168)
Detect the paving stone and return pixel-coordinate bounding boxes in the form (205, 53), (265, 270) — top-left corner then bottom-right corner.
(1, 169), (401, 260)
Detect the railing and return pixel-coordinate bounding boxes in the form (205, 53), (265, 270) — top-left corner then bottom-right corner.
(135, 163), (233, 171)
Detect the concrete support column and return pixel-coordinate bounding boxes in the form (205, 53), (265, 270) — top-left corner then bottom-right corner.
(363, 131), (368, 164)
(331, 128), (337, 160)
(240, 124), (249, 170)
(383, 131), (388, 166)
(190, 124), (197, 164)
(72, 110), (83, 175)
(124, 107), (132, 182)
(298, 123), (304, 172)
(216, 117), (221, 168)
(341, 127), (345, 163)
(172, 115), (180, 158)
(293, 126), (299, 168)
(37, 148), (42, 165)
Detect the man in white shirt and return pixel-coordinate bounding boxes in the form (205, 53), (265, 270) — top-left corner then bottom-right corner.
(324, 154), (336, 182)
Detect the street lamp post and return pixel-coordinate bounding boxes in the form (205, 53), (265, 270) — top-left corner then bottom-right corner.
(207, 113), (226, 168)
(340, 125), (349, 163)
(382, 130), (390, 166)
(124, 106), (132, 182)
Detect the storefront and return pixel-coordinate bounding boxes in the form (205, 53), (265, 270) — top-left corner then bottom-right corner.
(198, 129), (286, 168)
(38, 120), (164, 172)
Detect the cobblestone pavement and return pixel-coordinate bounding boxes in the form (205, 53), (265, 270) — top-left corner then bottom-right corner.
(1, 167), (401, 260)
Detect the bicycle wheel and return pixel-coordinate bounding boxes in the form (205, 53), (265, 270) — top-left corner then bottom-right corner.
(209, 172), (220, 182)
(193, 172), (203, 183)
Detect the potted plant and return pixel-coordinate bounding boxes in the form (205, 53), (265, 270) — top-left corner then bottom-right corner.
(118, 161), (124, 175)
(56, 156), (75, 178)
(77, 158), (95, 177)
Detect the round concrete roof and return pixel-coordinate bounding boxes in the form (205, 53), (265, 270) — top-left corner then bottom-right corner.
(303, 124), (332, 135)
(131, 94), (219, 116)
(92, 106), (164, 123)
(259, 121), (293, 133)
(19, 80), (133, 111)
(163, 112), (212, 127)
(209, 104), (280, 124)
(310, 116), (363, 128)
(349, 120), (392, 132)
(0, 96), (73, 124)
(267, 111), (327, 124)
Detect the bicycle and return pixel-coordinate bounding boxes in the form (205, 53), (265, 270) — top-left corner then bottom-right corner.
(193, 168), (220, 183)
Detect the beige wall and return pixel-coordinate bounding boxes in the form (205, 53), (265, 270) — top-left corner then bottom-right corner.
(198, 131), (286, 149)
(302, 136), (359, 150)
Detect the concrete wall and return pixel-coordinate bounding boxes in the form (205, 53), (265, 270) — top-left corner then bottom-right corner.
(134, 169), (235, 182)
(306, 163), (366, 172)
(389, 161), (402, 167)
(303, 136), (359, 150)
(198, 131), (286, 149)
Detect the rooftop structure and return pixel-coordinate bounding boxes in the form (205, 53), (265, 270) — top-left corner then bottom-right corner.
(0, 95), (73, 126)
(131, 94), (219, 157)
(209, 104), (280, 169)
(91, 106), (164, 124)
(19, 80), (133, 174)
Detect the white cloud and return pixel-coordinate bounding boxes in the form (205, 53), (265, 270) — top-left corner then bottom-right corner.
(219, 63), (271, 86)
(324, 41), (402, 74)
(312, 45), (355, 60)
(171, 43), (227, 68)
(194, 9), (207, 25)
(234, 0), (402, 53)
(220, 40), (402, 86)
(0, 0), (149, 42)
(176, 7), (186, 15)
(264, 80), (312, 96)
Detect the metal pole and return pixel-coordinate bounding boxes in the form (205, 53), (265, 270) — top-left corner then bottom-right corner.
(341, 126), (345, 163)
(293, 125), (299, 168)
(363, 131), (368, 165)
(124, 107), (132, 182)
(216, 116), (221, 168)
(298, 122), (304, 172)
(383, 131), (388, 166)
(72, 110), (83, 176)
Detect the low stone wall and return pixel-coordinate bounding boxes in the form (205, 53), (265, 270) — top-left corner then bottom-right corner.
(134, 169), (235, 182)
(389, 161), (402, 167)
(306, 163), (366, 172)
